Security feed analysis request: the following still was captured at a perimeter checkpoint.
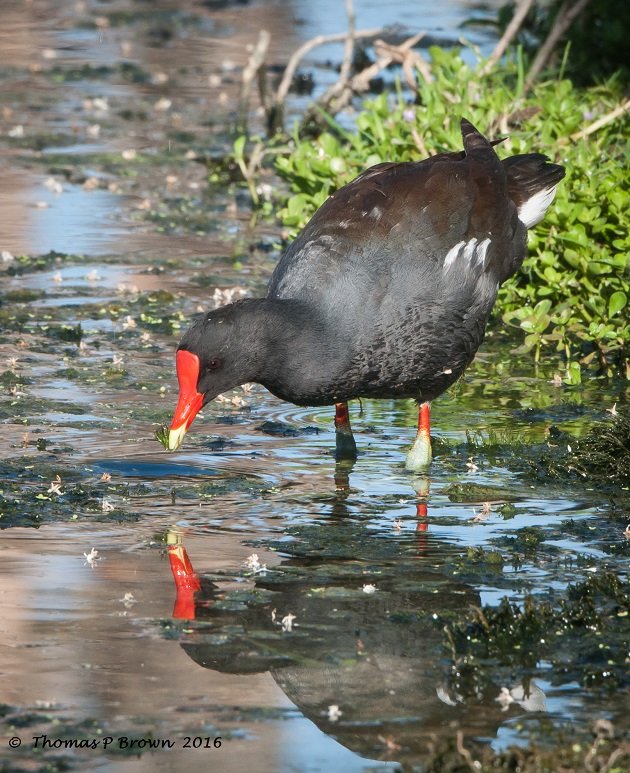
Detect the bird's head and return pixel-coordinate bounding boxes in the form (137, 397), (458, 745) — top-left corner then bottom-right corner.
(167, 303), (261, 451)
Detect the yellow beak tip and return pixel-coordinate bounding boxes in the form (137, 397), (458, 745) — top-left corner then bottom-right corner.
(167, 426), (187, 451)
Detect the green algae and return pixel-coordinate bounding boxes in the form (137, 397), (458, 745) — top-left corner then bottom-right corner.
(443, 571), (630, 698)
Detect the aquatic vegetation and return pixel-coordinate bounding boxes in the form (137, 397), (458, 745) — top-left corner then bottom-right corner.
(536, 408), (630, 486)
(443, 571), (630, 696)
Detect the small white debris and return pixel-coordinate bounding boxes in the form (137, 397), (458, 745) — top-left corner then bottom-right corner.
(52, 271), (63, 284)
(496, 687), (514, 711)
(152, 71), (169, 85)
(41, 48), (58, 60)
(327, 704), (342, 721)
(362, 584), (377, 594)
(83, 548), (100, 568)
(393, 518), (402, 532)
(86, 123), (101, 138)
(44, 177), (63, 194)
(101, 499), (115, 512)
(212, 286), (247, 307)
(100, 473), (112, 483)
(550, 373), (563, 387)
(154, 97), (172, 112)
(121, 148), (136, 161)
(244, 553), (267, 575)
(7, 357), (18, 370)
(624, 525), (630, 539)
(270, 608), (276, 624)
(47, 475), (63, 496)
(119, 592), (136, 607)
(255, 183), (273, 202)
(281, 613), (296, 632)
(35, 700), (58, 709)
(8, 125), (24, 138)
(92, 97), (109, 112)
(466, 457), (479, 473)
(471, 502), (492, 523)
(85, 269), (101, 282)
(208, 73), (222, 88)
(436, 685), (459, 706)
(606, 403), (618, 416)
(83, 177), (100, 191)
(121, 315), (137, 330)
(215, 392), (247, 407)
(112, 354), (124, 368)
(1, 250), (15, 263)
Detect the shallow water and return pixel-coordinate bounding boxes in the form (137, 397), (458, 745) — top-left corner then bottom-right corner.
(1, 1), (628, 772)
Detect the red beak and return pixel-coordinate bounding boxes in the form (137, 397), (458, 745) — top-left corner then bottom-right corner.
(168, 350), (204, 450)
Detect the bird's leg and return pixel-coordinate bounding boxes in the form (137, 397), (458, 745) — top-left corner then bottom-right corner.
(405, 401), (432, 471)
(334, 401), (358, 459)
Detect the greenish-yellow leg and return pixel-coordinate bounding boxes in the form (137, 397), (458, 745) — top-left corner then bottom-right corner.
(334, 402), (358, 460)
(405, 402), (432, 471)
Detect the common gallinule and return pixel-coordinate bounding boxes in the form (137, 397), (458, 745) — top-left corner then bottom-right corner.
(168, 119), (564, 469)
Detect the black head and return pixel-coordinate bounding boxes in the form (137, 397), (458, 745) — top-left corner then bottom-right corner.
(168, 300), (265, 450)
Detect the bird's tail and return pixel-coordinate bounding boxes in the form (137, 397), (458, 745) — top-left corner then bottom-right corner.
(460, 117), (493, 152)
(502, 153), (566, 228)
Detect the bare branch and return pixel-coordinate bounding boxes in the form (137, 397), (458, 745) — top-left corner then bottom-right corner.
(316, 0), (357, 107)
(524, 0), (592, 90)
(300, 31), (431, 131)
(570, 99), (630, 142)
(274, 26), (383, 108)
(239, 30), (271, 130)
(479, 0), (535, 76)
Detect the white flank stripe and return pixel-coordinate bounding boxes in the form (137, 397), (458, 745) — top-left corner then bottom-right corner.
(444, 237), (491, 274)
(462, 237), (478, 263)
(477, 237), (491, 267)
(518, 186), (559, 229)
(443, 240), (465, 269)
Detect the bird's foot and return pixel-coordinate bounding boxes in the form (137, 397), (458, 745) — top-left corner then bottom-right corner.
(405, 433), (432, 471)
(335, 430), (358, 460)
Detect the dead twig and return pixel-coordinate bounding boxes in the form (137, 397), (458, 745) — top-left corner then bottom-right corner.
(570, 99), (630, 141)
(273, 26), (383, 112)
(455, 731), (478, 772)
(299, 30), (431, 133)
(238, 30), (271, 131)
(373, 32), (433, 91)
(333, 0), (357, 98)
(524, 0), (592, 91)
(479, 0), (536, 76)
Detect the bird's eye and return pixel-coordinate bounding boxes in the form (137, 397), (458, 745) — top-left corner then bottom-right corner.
(209, 357), (222, 371)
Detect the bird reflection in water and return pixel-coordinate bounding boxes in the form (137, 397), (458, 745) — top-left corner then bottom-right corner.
(164, 463), (545, 764)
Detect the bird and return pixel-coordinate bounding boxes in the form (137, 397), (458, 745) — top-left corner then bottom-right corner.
(167, 118), (565, 469)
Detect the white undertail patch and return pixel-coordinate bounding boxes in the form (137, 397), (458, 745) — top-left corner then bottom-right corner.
(517, 186), (559, 229)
